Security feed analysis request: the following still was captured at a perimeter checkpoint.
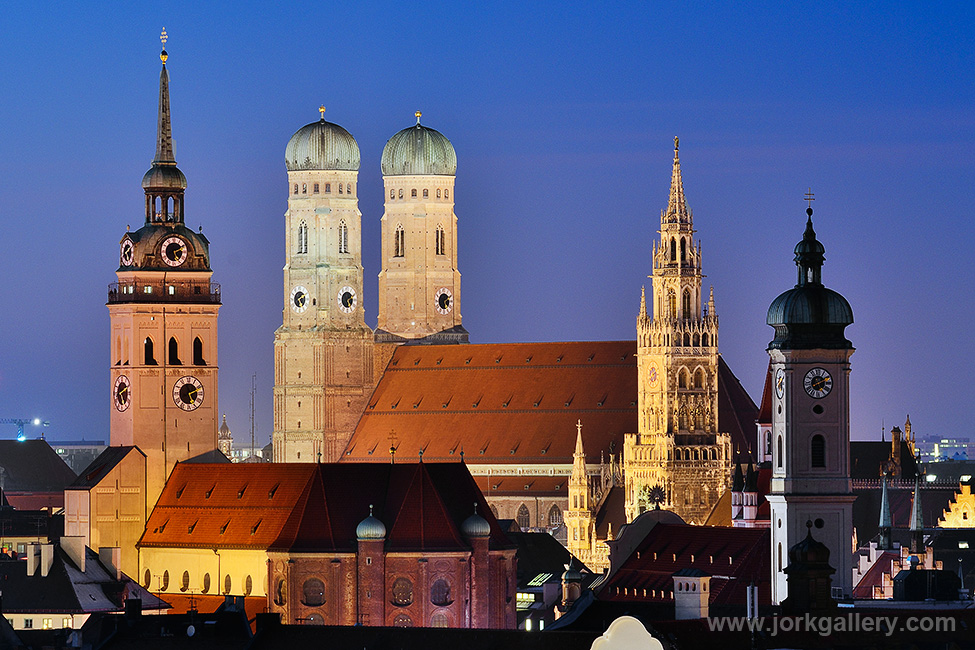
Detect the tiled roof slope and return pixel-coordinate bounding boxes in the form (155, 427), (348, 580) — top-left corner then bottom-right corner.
(0, 440), (77, 491)
(599, 524), (770, 606)
(141, 462), (510, 553)
(343, 342), (757, 464)
(757, 360), (773, 424)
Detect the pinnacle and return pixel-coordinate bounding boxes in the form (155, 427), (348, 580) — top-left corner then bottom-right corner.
(665, 138), (689, 221)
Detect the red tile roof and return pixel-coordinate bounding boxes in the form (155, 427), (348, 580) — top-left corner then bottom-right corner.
(140, 462), (510, 553)
(474, 476), (567, 497)
(600, 524), (771, 606)
(342, 342), (757, 466)
(757, 360), (773, 425)
(851, 549), (899, 599)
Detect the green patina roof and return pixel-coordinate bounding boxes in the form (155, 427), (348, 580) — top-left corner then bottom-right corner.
(286, 118), (360, 171)
(381, 120), (456, 176)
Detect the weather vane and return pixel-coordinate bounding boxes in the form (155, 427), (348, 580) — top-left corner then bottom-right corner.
(319, 105), (326, 120)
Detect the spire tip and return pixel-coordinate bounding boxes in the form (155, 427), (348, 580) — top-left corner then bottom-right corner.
(160, 28), (168, 64)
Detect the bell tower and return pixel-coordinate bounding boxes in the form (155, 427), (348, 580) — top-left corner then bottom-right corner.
(625, 138), (729, 524)
(272, 109), (376, 463)
(766, 197), (856, 603)
(109, 33), (220, 506)
(376, 112), (468, 343)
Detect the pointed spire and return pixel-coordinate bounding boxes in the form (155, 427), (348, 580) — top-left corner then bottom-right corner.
(639, 286), (647, 318)
(707, 287), (715, 318)
(574, 420), (585, 457)
(665, 136), (689, 221)
(879, 471), (892, 549)
(910, 466), (925, 553)
(154, 28), (175, 165)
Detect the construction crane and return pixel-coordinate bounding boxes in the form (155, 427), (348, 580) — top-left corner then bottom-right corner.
(0, 418), (50, 441)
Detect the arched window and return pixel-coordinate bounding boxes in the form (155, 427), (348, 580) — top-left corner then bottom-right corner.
(680, 237), (687, 261)
(392, 577), (413, 606)
(682, 290), (691, 317)
(339, 220), (349, 254)
(338, 183), (343, 194)
(693, 333), (700, 347)
(393, 613), (413, 627)
(683, 333), (691, 347)
(244, 575), (252, 596)
(437, 188), (442, 198)
(430, 612), (449, 628)
(702, 333), (709, 346)
(297, 221), (308, 254)
(347, 183), (352, 194)
(444, 189), (449, 199)
(423, 189), (429, 198)
(168, 337), (180, 365)
(435, 224), (445, 256)
(430, 579), (452, 606)
(811, 435), (826, 468)
(161, 570), (170, 591)
(293, 184), (298, 195)
(694, 369), (704, 389)
(181, 571), (190, 592)
(678, 369), (688, 389)
(668, 290), (677, 318)
(517, 504), (530, 529)
(398, 188), (403, 199)
(411, 188), (417, 198)
(202, 573), (211, 594)
(394, 225), (405, 258)
(390, 189), (395, 199)
(777, 436), (783, 468)
(224, 574), (232, 595)
(670, 238), (677, 260)
(193, 337), (205, 365)
(548, 504), (563, 526)
(273, 578), (286, 605)
(302, 183), (307, 194)
(302, 578), (325, 606)
(145, 337), (156, 365)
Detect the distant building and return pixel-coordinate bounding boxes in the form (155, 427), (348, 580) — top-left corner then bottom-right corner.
(916, 434), (975, 462)
(218, 415), (233, 459)
(0, 440), (77, 510)
(49, 439), (107, 475)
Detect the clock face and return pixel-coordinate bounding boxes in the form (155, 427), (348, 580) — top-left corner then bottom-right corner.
(120, 240), (134, 266)
(338, 286), (357, 313)
(173, 376), (204, 411)
(161, 236), (187, 267)
(803, 367), (832, 399)
(774, 368), (785, 399)
(435, 287), (453, 315)
(648, 361), (659, 388)
(290, 285), (309, 313)
(114, 375), (131, 412)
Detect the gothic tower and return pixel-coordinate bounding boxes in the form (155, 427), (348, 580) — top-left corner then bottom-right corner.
(565, 421), (593, 559)
(625, 138), (730, 524)
(766, 202), (855, 603)
(109, 39), (220, 506)
(376, 113), (468, 343)
(273, 109), (376, 463)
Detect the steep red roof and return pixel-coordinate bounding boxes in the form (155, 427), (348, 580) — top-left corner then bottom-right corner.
(851, 550), (899, 599)
(599, 524), (771, 606)
(343, 343), (758, 465)
(757, 360), (773, 425)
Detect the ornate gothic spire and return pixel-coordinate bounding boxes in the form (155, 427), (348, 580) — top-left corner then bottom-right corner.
(639, 286), (647, 318)
(878, 471), (892, 549)
(910, 468), (924, 553)
(665, 136), (689, 221)
(155, 29), (175, 165)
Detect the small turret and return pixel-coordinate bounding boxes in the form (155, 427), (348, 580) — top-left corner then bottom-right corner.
(356, 504), (387, 540)
(878, 472), (892, 550)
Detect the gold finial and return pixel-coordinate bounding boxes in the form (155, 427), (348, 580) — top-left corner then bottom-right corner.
(415, 110), (422, 124)
(674, 136), (679, 152)
(160, 28), (169, 63)
(319, 105), (325, 120)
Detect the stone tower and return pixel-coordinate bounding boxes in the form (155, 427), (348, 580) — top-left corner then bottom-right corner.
(218, 414), (233, 459)
(766, 203), (856, 603)
(565, 421), (592, 559)
(109, 40), (220, 506)
(272, 109), (377, 463)
(376, 113), (468, 343)
(624, 138), (730, 524)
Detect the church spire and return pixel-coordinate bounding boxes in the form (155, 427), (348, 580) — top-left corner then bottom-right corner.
(665, 136), (689, 222)
(878, 471), (892, 549)
(639, 286), (647, 318)
(910, 468), (925, 553)
(154, 28), (175, 165)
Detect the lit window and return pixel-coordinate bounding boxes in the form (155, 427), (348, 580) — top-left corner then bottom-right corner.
(144, 285), (152, 294)
(392, 577), (413, 606)
(24, 619), (32, 629)
(168, 285), (175, 295)
(62, 618), (72, 629)
(42, 618), (52, 630)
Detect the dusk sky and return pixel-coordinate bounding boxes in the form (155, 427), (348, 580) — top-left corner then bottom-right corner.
(1, 2), (972, 451)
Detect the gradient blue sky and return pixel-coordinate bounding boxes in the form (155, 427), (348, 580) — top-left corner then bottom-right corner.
(1, 2), (972, 450)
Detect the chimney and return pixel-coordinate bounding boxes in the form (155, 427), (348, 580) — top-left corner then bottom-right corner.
(673, 569), (711, 620)
(99, 547), (123, 581)
(26, 543), (40, 576)
(40, 543), (54, 577)
(61, 536), (86, 572)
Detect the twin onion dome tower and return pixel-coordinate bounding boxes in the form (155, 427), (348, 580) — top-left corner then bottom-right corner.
(273, 109), (467, 463)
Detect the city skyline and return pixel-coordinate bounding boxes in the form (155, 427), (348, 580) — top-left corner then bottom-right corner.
(1, 2), (972, 450)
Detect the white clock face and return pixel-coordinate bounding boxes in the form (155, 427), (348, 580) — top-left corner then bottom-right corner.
(435, 287), (453, 315)
(173, 376), (204, 411)
(114, 375), (131, 412)
(290, 285), (309, 313)
(161, 236), (188, 267)
(120, 240), (134, 266)
(774, 368), (785, 399)
(803, 367), (832, 399)
(338, 286), (357, 313)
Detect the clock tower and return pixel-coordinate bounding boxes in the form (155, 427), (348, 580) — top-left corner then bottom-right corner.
(109, 39), (220, 506)
(766, 201), (855, 603)
(376, 113), (468, 343)
(272, 109), (377, 463)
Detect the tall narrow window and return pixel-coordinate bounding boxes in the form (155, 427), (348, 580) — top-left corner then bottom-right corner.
(444, 189), (449, 199)
(670, 238), (677, 260)
(347, 183), (352, 194)
(398, 188), (403, 199)
(411, 188), (417, 198)
(302, 183), (307, 194)
(297, 221), (308, 254)
(390, 189), (395, 199)
(668, 290), (677, 318)
(423, 189), (429, 198)
(777, 436), (783, 468)
(682, 290), (691, 317)
(517, 504), (530, 529)
(325, 183), (331, 193)
(680, 237), (687, 261)
(394, 225), (405, 258)
(313, 183), (319, 193)
(811, 435), (826, 468)
(338, 183), (343, 194)
(694, 369), (704, 389)
(193, 337), (205, 365)
(339, 220), (349, 254)
(293, 184), (298, 195)
(435, 225), (445, 256)
(437, 188), (442, 198)
(144, 337), (156, 365)
(169, 337), (181, 365)
(548, 504), (563, 525)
